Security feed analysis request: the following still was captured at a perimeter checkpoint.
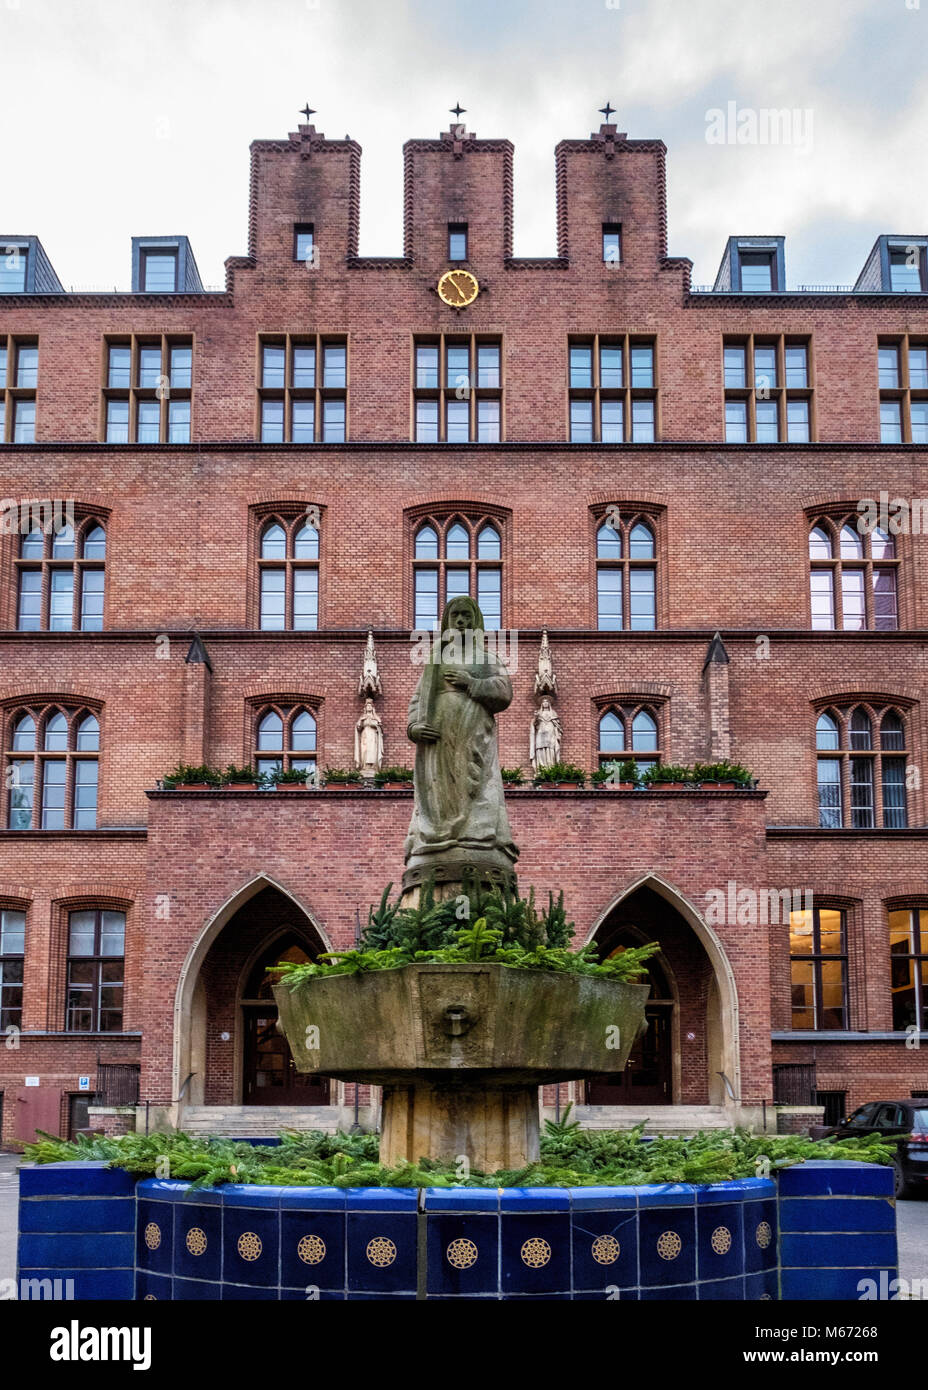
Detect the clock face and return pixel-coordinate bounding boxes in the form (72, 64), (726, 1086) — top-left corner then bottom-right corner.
(437, 269), (479, 307)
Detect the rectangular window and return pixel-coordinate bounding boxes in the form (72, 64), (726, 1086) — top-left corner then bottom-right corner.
(787, 398), (810, 442)
(601, 399), (623, 443)
(138, 346), (161, 389)
(570, 398), (593, 443)
(414, 567), (439, 629)
(569, 344), (593, 389)
(476, 567), (501, 629)
(600, 344), (623, 389)
(73, 761), (98, 829)
(0, 246), (27, 293)
(880, 400), (903, 443)
(889, 908), (928, 1031)
(911, 402), (928, 444)
(602, 224), (621, 264)
(170, 344), (192, 389)
(416, 399), (439, 443)
(322, 398), (345, 442)
(476, 398), (500, 443)
(0, 908), (25, 1031)
(12, 400), (35, 443)
(882, 758), (908, 829)
(292, 344), (315, 389)
(817, 758), (841, 827)
(597, 569), (623, 630)
(80, 570), (105, 631)
(790, 906), (847, 1029)
(107, 344), (131, 389)
(725, 400), (748, 443)
(476, 343), (500, 389)
(49, 570), (74, 631)
(17, 571), (41, 631)
(753, 344), (778, 390)
(810, 570), (835, 630)
(909, 346), (928, 389)
(446, 344), (469, 390)
(137, 400), (160, 444)
(323, 343), (347, 389)
(41, 760), (67, 830)
(261, 399), (284, 443)
(416, 344), (439, 390)
(291, 399), (315, 443)
(631, 399), (655, 442)
(739, 253), (773, 292)
(9, 760), (34, 830)
(446, 399), (469, 443)
(879, 345), (901, 389)
(294, 224), (314, 263)
(292, 569), (319, 630)
(629, 569), (657, 630)
(167, 399), (190, 443)
(262, 344), (286, 389)
(630, 345), (654, 388)
(785, 344), (809, 388)
(15, 344), (38, 388)
(141, 251), (178, 292)
(448, 224), (468, 261)
(850, 756), (875, 828)
(755, 399), (779, 443)
(890, 247), (924, 293)
(413, 336), (501, 442)
(841, 568), (866, 630)
(723, 344), (746, 388)
(66, 909), (125, 1032)
(259, 569), (286, 629)
(103, 334), (193, 443)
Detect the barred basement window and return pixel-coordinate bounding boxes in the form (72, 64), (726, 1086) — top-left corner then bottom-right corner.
(889, 906), (928, 1032)
(103, 335), (192, 443)
(723, 335), (813, 442)
(808, 516), (898, 631)
(595, 512), (657, 630)
(0, 908), (25, 1030)
(878, 337), (928, 443)
(257, 513), (319, 630)
(1, 337), (38, 443)
(597, 705), (661, 777)
(16, 516), (106, 631)
(815, 704), (908, 829)
(789, 904), (848, 1030)
(413, 336), (502, 442)
(253, 705), (318, 782)
(258, 334), (347, 443)
(569, 336), (656, 442)
(412, 514), (503, 629)
(3, 705), (100, 830)
(66, 909), (125, 1032)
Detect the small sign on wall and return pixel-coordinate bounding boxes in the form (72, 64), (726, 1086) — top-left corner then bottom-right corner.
(78, 1076), (90, 1091)
(24, 1076), (39, 1087)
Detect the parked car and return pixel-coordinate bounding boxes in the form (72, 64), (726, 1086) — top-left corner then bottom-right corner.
(822, 1100), (928, 1198)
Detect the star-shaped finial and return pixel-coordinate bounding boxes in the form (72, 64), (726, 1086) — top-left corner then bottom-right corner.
(450, 102), (466, 121)
(300, 103), (316, 124)
(599, 101), (616, 123)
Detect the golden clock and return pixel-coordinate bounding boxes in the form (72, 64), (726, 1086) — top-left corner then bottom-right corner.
(437, 269), (479, 307)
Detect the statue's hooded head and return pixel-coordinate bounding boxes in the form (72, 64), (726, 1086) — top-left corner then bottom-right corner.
(440, 594), (484, 642)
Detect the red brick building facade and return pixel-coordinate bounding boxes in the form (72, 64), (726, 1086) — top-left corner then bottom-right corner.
(1, 116), (927, 1143)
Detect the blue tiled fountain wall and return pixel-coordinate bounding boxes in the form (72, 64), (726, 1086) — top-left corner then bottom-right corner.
(18, 1159), (896, 1300)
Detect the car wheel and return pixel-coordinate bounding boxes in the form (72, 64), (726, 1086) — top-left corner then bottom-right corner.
(894, 1160), (916, 1200)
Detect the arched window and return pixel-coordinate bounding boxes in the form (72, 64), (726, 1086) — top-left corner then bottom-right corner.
(597, 705), (662, 775)
(16, 516), (107, 632)
(595, 511), (657, 630)
(808, 516), (898, 631)
(257, 512), (320, 630)
(412, 514), (505, 630)
(4, 705), (101, 830)
(253, 705), (318, 781)
(815, 704), (908, 829)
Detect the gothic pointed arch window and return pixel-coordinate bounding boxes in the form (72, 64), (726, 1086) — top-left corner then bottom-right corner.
(808, 515), (898, 630)
(3, 704), (101, 829)
(255, 508), (320, 630)
(595, 509), (658, 630)
(597, 703), (662, 776)
(252, 703), (318, 782)
(815, 702), (908, 828)
(411, 511), (506, 629)
(16, 514), (107, 631)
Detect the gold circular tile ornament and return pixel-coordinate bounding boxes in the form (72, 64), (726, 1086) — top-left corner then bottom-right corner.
(185, 1227), (207, 1256)
(520, 1237), (552, 1269)
(143, 1222), (161, 1251)
(366, 1236), (397, 1268)
(237, 1231), (263, 1262)
(756, 1220), (773, 1250)
(657, 1230), (682, 1261)
(437, 269), (479, 308)
(143, 1294), (157, 1301)
(711, 1225), (732, 1255)
(298, 1234), (326, 1266)
(591, 1234), (620, 1266)
(446, 1237), (478, 1270)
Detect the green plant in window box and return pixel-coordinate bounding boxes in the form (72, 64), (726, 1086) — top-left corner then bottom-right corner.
(374, 765), (415, 788)
(273, 767), (319, 790)
(322, 767), (364, 787)
(532, 761), (586, 788)
(640, 763), (694, 789)
(591, 759), (640, 789)
(692, 760), (754, 789)
(162, 763), (223, 789)
(500, 766), (525, 786)
(223, 764), (260, 788)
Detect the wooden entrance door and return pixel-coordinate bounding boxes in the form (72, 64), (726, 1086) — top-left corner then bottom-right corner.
(242, 1006), (329, 1105)
(586, 1004), (673, 1106)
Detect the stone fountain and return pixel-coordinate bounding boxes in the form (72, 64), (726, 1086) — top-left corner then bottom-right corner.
(275, 596), (649, 1169)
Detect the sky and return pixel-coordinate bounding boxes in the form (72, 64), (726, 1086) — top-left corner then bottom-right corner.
(0, 0), (925, 290)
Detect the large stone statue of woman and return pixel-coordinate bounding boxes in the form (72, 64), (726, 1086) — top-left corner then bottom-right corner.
(402, 594), (518, 895)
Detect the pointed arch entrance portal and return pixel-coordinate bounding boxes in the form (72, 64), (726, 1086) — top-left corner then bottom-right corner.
(585, 878), (739, 1108)
(174, 879), (330, 1108)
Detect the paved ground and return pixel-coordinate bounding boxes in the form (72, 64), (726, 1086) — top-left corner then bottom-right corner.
(0, 1152), (926, 1295)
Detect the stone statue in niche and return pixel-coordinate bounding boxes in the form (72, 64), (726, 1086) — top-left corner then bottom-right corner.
(403, 595), (518, 893)
(358, 630), (382, 697)
(530, 697), (562, 773)
(354, 699), (384, 778)
(534, 627), (557, 695)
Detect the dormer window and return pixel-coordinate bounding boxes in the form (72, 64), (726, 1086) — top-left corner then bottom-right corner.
(889, 246), (925, 294)
(0, 245), (28, 293)
(141, 250), (178, 292)
(448, 224), (468, 261)
(739, 253), (774, 292)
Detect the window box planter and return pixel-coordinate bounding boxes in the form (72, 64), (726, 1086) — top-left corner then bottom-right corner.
(648, 781), (689, 790)
(380, 781), (413, 791)
(225, 779), (259, 791)
(534, 780), (583, 790)
(168, 782), (213, 791)
(597, 781), (636, 791)
(698, 780), (738, 790)
(275, 783), (315, 793)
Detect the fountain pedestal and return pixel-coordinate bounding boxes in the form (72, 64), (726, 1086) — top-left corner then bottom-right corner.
(275, 962), (649, 1168)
